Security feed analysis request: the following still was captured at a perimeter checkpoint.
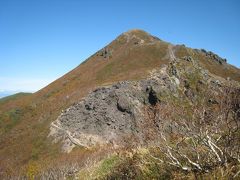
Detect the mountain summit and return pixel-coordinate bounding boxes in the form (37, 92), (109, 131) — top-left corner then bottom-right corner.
(0, 30), (240, 179)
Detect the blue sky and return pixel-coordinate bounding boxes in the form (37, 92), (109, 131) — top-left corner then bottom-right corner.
(0, 0), (239, 93)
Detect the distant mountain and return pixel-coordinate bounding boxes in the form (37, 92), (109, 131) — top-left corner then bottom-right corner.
(0, 29), (239, 179)
(0, 92), (32, 103)
(0, 91), (19, 98)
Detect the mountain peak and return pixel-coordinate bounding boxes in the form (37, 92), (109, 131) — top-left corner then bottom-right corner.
(123, 29), (156, 40)
(124, 29), (149, 35)
(1, 29), (240, 179)
(111, 29), (161, 47)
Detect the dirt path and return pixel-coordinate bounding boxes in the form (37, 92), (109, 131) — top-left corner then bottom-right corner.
(168, 44), (176, 61)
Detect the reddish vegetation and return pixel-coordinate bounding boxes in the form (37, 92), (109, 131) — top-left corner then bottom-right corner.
(0, 29), (239, 176)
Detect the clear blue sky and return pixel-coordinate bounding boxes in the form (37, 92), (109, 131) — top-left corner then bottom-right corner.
(0, 0), (239, 93)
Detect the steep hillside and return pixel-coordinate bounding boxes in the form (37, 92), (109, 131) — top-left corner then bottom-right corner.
(0, 29), (239, 178)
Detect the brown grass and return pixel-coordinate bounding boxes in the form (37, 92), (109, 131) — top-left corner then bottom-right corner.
(0, 30), (239, 176)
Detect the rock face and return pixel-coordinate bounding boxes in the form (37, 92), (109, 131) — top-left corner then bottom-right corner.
(49, 64), (182, 152)
(200, 49), (227, 64)
(97, 48), (112, 59)
(49, 56), (239, 153)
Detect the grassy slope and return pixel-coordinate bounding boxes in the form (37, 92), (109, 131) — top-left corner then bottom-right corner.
(0, 92), (32, 105)
(0, 30), (170, 174)
(174, 45), (240, 81)
(0, 93), (32, 137)
(0, 29), (239, 175)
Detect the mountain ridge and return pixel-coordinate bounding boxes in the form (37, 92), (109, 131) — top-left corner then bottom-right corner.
(0, 29), (239, 178)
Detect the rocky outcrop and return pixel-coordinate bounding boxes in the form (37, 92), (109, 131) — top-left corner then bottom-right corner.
(49, 64), (182, 152)
(49, 59), (239, 153)
(200, 49), (227, 64)
(97, 48), (112, 59)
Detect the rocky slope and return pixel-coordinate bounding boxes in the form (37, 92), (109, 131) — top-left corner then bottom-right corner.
(47, 54), (240, 179)
(50, 65), (173, 152)
(50, 55), (240, 153)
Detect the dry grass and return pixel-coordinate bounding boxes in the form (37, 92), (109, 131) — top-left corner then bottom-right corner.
(0, 30), (239, 177)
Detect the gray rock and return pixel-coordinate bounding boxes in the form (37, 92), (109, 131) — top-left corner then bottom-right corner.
(183, 56), (193, 62)
(50, 66), (182, 151)
(200, 49), (227, 64)
(169, 62), (179, 77)
(49, 61), (232, 152)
